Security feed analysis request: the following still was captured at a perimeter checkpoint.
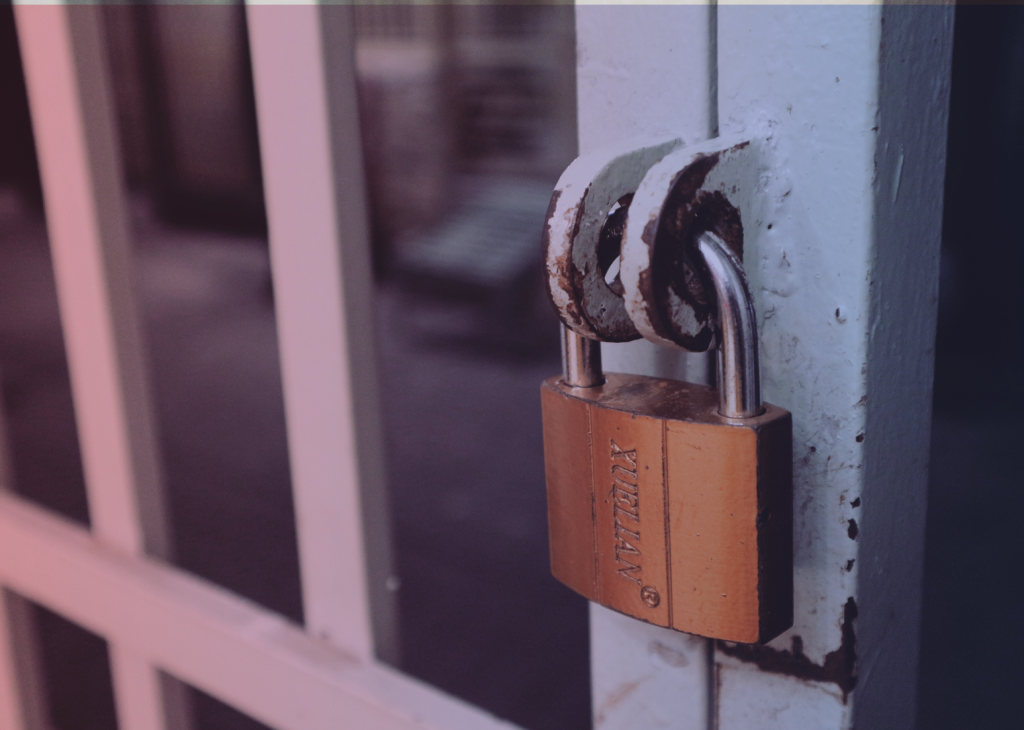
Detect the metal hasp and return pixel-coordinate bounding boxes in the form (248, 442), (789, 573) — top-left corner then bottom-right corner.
(543, 134), (684, 342)
(619, 136), (763, 354)
(696, 231), (762, 418)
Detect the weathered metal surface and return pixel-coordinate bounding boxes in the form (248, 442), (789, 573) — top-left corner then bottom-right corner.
(622, 136), (763, 352)
(714, 5), (954, 729)
(543, 135), (683, 342)
(544, 104), (796, 650)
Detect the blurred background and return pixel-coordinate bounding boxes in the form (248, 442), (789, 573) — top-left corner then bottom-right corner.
(0, 3), (1020, 730)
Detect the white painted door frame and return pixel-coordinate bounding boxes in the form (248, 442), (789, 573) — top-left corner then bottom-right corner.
(581, 3), (953, 728)
(0, 3), (952, 730)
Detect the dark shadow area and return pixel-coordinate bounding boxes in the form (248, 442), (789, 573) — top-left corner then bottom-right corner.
(105, 3), (267, 234)
(129, 200), (303, 625)
(188, 684), (273, 730)
(359, 6), (590, 727)
(0, 3), (40, 208)
(917, 5), (1024, 729)
(34, 603), (120, 730)
(377, 280), (589, 728)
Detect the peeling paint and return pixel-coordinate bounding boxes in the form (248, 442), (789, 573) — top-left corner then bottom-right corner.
(621, 138), (754, 352)
(595, 193), (634, 296)
(543, 135), (684, 342)
(717, 598), (858, 701)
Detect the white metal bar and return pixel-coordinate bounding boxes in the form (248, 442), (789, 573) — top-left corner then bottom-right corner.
(246, 3), (396, 662)
(0, 361), (48, 730)
(714, 4), (953, 728)
(14, 2), (168, 559)
(0, 594), (20, 730)
(14, 5), (182, 730)
(108, 648), (174, 730)
(0, 492), (518, 730)
(575, 5), (715, 728)
(0, 592), (49, 730)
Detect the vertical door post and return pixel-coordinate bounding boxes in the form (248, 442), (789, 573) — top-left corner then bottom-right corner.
(575, 5), (716, 728)
(578, 4), (953, 728)
(715, 6), (953, 728)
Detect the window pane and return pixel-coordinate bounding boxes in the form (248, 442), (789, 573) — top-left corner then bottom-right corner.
(105, 2), (303, 622)
(358, 5), (590, 728)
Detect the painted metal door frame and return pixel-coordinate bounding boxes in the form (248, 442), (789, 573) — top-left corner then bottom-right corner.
(582, 3), (953, 728)
(0, 3), (953, 730)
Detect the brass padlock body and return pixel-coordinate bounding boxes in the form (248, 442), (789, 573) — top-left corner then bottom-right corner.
(542, 372), (792, 645)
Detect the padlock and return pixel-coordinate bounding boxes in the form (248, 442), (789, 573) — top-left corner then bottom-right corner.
(541, 228), (793, 645)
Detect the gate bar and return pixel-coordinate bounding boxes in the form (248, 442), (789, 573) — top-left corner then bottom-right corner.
(14, 5), (182, 729)
(246, 2), (397, 663)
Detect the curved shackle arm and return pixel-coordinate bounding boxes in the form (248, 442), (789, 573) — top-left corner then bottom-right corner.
(696, 232), (763, 418)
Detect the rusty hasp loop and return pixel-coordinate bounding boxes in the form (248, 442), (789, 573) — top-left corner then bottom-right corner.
(544, 135), (684, 342)
(621, 135), (761, 352)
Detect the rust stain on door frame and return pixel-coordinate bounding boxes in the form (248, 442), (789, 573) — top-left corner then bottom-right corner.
(716, 597), (858, 701)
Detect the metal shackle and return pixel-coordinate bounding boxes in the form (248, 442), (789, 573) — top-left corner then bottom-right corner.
(561, 326), (604, 388)
(547, 136), (764, 406)
(695, 231), (762, 419)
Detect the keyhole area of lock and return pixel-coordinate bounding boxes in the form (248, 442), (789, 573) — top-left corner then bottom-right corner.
(597, 193), (633, 297)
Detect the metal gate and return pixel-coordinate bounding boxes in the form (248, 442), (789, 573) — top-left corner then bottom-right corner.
(0, 3), (954, 730)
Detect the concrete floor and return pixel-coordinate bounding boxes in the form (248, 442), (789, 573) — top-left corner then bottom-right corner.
(0, 190), (1020, 729)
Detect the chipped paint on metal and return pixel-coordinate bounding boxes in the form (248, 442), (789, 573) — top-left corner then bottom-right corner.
(579, 4), (951, 728)
(622, 136), (762, 352)
(543, 135), (684, 342)
(717, 597), (858, 701)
